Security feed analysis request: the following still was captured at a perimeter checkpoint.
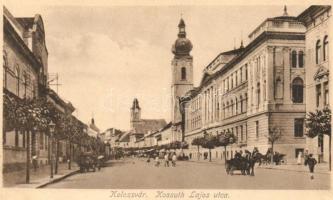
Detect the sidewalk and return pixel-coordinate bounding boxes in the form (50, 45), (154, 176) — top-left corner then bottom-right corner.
(2, 162), (79, 188)
(260, 163), (330, 174)
(187, 158), (331, 174)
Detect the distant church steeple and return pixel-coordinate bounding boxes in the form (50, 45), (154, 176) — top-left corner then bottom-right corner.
(130, 98), (141, 128)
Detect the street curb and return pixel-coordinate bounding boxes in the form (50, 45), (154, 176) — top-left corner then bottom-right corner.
(260, 166), (330, 175)
(36, 170), (80, 188)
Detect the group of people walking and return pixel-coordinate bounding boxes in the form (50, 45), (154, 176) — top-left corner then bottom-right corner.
(150, 152), (177, 167)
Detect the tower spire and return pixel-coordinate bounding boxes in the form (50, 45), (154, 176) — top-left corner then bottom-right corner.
(283, 5), (288, 16)
(178, 17), (186, 38)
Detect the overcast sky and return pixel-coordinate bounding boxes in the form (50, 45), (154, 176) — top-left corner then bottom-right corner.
(4, 1), (309, 131)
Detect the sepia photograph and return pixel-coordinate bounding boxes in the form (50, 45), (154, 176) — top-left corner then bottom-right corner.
(1, 0), (332, 197)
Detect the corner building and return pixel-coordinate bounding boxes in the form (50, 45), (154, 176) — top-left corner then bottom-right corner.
(298, 6), (331, 163)
(183, 7), (307, 162)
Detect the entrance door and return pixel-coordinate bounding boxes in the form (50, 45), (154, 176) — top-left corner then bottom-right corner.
(295, 148), (304, 158)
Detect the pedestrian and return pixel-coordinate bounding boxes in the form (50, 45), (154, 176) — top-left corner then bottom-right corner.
(172, 153), (177, 167)
(189, 153), (192, 160)
(155, 155), (160, 167)
(306, 154), (317, 180)
(164, 153), (169, 167)
(32, 155), (38, 172)
(297, 151), (302, 165)
(304, 150), (309, 166)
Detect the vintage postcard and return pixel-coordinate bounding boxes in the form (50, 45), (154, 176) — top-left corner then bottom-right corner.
(1, 0), (332, 200)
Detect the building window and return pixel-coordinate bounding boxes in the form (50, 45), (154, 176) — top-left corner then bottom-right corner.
(275, 77), (283, 99)
(235, 72), (238, 86)
(257, 82), (260, 106)
(181, 67), (186, 80)
(323, 35), (329, 61)
(40, 132), (44, 150)
(291, 50), (297, 68)
(316, 40), (321, 64)
(15, 130), (19, 147)
(298, 51), (304, 68)
(3, 52), (7, 89)
(294, 118), (304, 137)
(245, 64), (248, 80)
(316, 84), (321, 107)
(324, 82), (329, 106)
(235, 98), (238, 114)
(22, 131), (25, 148)
(240, 67), (243, 83)
(14, 66), (20, 96)
(255, 121), (259, 139)
(240, 125), (243, 142)
(240, 95), (243, 113)
(292, 78), (304, 103)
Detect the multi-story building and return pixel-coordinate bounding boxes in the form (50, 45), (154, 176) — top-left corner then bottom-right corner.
(3, 6), (48, 171)
(298, 5), (331, 163)
(183, 7), (307, 162)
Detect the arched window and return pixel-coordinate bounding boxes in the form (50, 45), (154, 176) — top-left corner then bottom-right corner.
(298, 51), (304, 68)
(323, 35), (329, 61)
(223, 103), (225, 119)
(316, 40), (321, 64)
(181, 67), (186, 80)
(231, 100), (234, 116)
(226, 102), (229, 118)
(291, 50), (297, 68)
(292, 77), (304, 103)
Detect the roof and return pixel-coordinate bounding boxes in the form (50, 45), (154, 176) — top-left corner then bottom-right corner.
(15, 17), (34, 29)
(132, 119), (167, 134)
(297, 5), (331, 23)
(89, 123), (100, 133)
(47, 88), (75, 113)
(119, 131), (130, 142)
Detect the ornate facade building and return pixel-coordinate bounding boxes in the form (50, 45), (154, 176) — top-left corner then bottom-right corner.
(183, 7), (307, 162)
(298, 5), (331, 163)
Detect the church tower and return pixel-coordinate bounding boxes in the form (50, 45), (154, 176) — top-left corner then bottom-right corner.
(171, 18), (194, 123)
(130, 98), (141, 129)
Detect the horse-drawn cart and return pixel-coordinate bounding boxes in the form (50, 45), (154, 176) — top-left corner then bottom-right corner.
(77, 152), (97, 173)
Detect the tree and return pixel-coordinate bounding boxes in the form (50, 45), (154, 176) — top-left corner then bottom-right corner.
(266, 126), (282, 164)
(306, 107), (331, 171)
(3, 90), (51, 183)
(191, 137), (204, 160)
(216, 130), (237, 164)
(201, 133), (219, 162)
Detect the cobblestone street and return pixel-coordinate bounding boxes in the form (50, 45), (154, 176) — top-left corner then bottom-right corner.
(45, 158), (330, 189)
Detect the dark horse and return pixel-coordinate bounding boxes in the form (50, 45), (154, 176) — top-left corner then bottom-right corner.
(225, 151), (261, 176)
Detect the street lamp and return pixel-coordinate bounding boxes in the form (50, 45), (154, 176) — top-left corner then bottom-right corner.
(49, 121), (55, 178)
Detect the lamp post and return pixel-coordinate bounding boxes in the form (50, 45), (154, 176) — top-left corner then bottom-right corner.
(49, 121), (55, 178)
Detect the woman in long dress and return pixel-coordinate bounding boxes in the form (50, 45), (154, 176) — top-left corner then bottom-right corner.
(297, 151), (302, 165)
